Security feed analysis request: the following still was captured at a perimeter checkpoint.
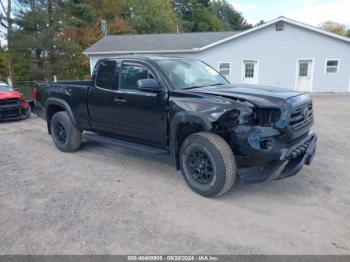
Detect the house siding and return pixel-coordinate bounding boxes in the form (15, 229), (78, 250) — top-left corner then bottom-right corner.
(89, 22), (350, 92)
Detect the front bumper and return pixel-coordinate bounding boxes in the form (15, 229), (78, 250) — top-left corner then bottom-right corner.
(237, 132), (317, 183)
(0, 105), (29, 121)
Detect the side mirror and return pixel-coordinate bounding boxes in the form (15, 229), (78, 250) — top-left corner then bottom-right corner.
(137, 79), (161, 93)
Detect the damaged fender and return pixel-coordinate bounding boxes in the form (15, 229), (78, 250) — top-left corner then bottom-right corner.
(168, 93), (254, 167)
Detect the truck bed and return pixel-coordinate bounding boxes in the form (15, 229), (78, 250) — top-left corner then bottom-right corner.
(35, 80), (92, 129)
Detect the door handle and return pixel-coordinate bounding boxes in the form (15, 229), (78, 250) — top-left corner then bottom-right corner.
(114, 98), (127, 105)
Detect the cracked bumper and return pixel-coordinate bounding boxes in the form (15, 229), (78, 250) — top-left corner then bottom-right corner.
(0, 106), (29, 121)
(237, 132), (317, 183)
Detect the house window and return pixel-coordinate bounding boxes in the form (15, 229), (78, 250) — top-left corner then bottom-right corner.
(299, 62), (309, 77)
(276, 21), (284, 31)
(326, 60), (339, 73)
(245, 62), (255, 78)
(219, 63), (231, 76)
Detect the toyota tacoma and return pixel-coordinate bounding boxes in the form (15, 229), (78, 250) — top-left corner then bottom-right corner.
(34, 56), (317, 197)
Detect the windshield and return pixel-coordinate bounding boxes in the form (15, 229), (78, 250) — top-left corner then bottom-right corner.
(154, 59), (229, 90)
(0, 83), (12, 91)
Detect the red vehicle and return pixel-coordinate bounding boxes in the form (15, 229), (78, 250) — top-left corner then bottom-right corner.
(0, 82), (31, 121)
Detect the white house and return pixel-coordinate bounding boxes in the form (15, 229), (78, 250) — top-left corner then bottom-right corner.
(84, 17), (350, 92)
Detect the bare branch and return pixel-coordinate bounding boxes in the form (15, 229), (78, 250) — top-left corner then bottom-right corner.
(0, 17), (8, 29)
(0, 0), (7, 14)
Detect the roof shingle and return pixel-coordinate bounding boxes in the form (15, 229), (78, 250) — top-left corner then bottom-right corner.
(84, 31), (241, 54)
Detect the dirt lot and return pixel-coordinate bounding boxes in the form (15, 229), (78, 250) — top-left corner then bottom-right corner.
(0, 94), (349, 255)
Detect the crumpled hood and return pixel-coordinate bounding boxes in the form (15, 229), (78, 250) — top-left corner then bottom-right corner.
(190, 83), (305, 107)
(0, 90), (22, 100)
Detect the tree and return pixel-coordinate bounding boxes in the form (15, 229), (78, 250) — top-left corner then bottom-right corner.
(255, 20), (264, 27)
(210, 0), (252, 30)
(347, 30), (350, 38)
(84, 0), (133, 36)
(173, 0), (224, 32)
(0, 0), (14, 81)
(63, 0), (134, 77)
(11, 0), (99, 81)
(0, 0), (13, 48)
(173, 0), (192, 20)
(8, 0), (136, 81)
(0, 46), (9, 80)
(173, 0), (210, 19)
(123, 0), (178, 33)
(189, 8), (224, 32)
(4, 0), (254, 82)
(173, 0), (251, 32)
(320, 21), (347, 36)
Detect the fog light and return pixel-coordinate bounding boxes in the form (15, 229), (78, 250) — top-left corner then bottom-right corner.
(260, 139), (272, 150)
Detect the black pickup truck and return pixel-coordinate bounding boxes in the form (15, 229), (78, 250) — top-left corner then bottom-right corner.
(35, 56), (316, 197)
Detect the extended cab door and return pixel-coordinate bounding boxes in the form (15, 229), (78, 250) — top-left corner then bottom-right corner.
(114, 61), (167, 146)
(88, 60), (118, 133)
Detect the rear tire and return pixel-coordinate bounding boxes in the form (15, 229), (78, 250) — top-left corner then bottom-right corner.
(180, 132), (236, 197)
(50, 111), (81, 152)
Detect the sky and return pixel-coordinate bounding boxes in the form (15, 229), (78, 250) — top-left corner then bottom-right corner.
(1, 0), (349, 45)
(228, 0), (350, 28)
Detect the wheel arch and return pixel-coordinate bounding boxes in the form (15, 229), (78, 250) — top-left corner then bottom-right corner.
(45, 98), (78, 134)
(169, 111), (213, 169)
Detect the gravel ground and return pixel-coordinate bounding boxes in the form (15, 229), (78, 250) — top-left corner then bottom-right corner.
(0, 94), (349, 255)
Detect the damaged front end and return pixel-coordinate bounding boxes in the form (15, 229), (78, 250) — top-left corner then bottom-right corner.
(0, 97), (30, 122)
(213, 94), (317, 183)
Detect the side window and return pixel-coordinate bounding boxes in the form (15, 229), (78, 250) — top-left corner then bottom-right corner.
(121, 64), (154, 90)
(96, 61), (117, 90)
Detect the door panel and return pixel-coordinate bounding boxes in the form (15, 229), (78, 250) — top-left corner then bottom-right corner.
(89, 88), (116, 132)
(296, 60), (313, 92)
(114, 62), (167, 145)
(242, 61), (258, 84)
(88, 60), (118, 133)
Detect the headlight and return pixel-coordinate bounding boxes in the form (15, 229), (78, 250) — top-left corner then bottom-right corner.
(253, 108), (281, 127)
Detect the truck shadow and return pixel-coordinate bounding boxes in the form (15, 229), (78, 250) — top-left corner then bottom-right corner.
(223, 168), (319, 201)
(79, 140), (174, 167)
(79, 140), (317, 200)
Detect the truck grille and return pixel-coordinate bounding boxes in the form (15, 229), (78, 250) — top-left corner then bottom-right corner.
(0, 98), (20, 107)
(289, 102), (313, 131)
(0, 98), (21, 120)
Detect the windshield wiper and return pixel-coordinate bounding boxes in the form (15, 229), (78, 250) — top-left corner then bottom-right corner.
(207, 83), (225, 87)
(183, 83), (225, 90)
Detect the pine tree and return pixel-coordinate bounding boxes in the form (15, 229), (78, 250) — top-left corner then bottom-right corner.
(123, 0), (179, 33)
(172, 0), (224, 32)
(210, 0), (252, 30)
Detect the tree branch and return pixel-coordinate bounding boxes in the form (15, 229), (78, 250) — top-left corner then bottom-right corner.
(0, 18), (8, 29)
(0, 0), (7, 15)
(0, 13), (11, 24)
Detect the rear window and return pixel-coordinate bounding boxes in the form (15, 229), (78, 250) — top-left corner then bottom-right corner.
(95, 61), (117, 90)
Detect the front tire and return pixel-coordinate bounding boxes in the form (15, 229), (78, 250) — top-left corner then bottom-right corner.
(180, 132), (236, 198)
(50, 111), (81, 152)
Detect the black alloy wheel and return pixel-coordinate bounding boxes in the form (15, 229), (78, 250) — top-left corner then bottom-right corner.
(54, 122), (67, 145)
(186, 148), (214, 185)
(50, 111), (81, 152)
(180, 132), (237, 198)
